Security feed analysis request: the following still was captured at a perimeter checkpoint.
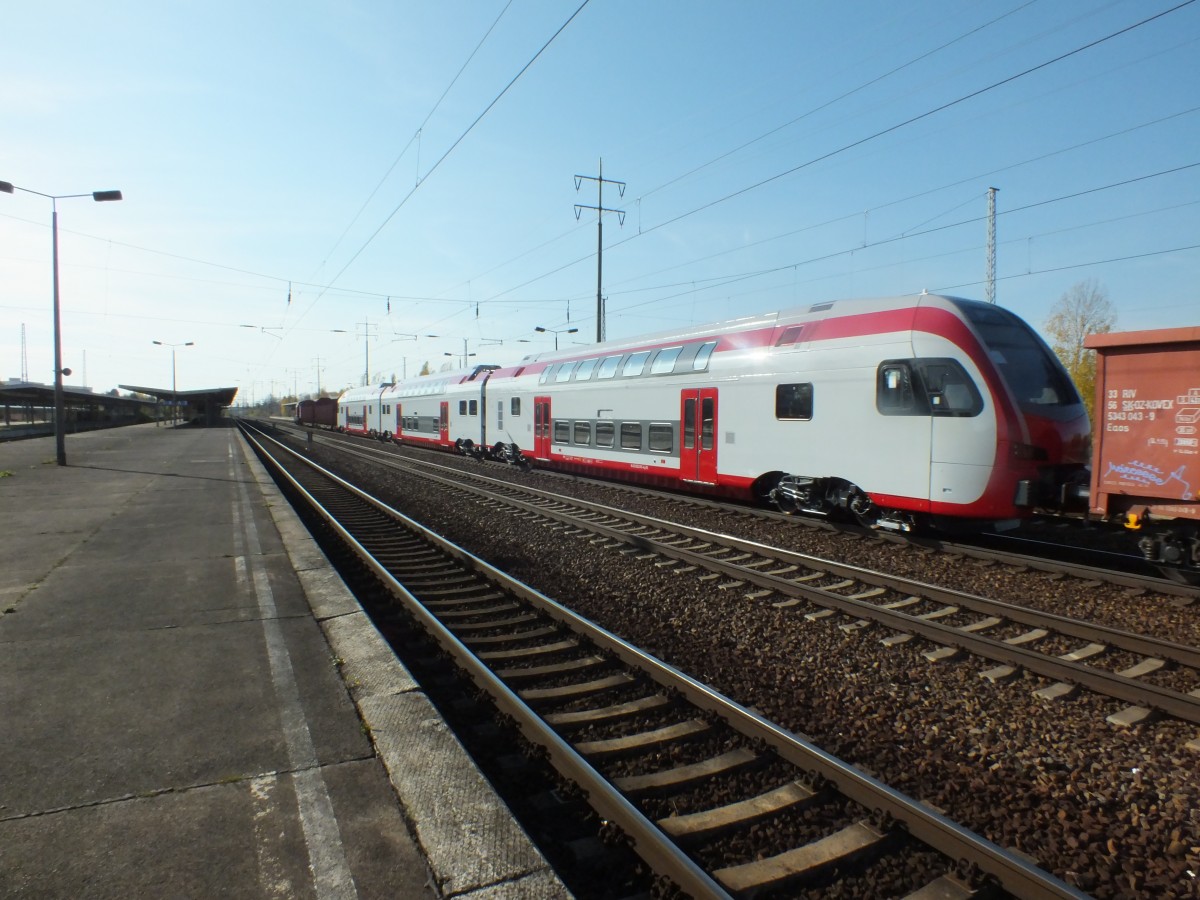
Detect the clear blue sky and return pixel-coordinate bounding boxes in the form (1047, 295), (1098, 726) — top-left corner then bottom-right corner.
(2, 0), (1197, 401)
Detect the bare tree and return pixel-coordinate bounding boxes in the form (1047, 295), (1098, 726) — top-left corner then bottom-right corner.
(1044, 278), (1116, 421)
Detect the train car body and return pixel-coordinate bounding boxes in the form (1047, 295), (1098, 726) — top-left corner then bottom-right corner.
(336, 383), (394, 438)
(295, 397), (337, 429)
(1085, 326), (1200, 567)
(475, 294), (1087, 530)
(338, 295), (1087, 532)
(387, 368), (497, 451)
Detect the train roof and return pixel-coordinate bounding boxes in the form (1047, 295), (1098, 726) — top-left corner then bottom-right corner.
(1084, 325), (1200, 350)
(508, 293), (973, 369)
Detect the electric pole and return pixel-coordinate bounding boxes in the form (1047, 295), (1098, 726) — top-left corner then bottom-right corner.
(986, 187), (998, 304)
(357, 319), (379, 385)
(574, 159), (625, 342)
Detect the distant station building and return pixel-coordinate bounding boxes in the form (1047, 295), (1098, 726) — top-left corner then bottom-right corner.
(119, 384), (240, 428)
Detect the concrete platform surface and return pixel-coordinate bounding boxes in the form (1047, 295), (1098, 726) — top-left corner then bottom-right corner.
(0, 423), (567, 899)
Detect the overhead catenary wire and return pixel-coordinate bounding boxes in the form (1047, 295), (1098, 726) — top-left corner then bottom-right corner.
(288, 0), (593, 333)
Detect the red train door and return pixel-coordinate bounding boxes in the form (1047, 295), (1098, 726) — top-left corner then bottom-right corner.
(533, 396), (551, 460)
(439, 402), (449, 445)
(396, 403), (403, 440)
(680, 388), (718, 484)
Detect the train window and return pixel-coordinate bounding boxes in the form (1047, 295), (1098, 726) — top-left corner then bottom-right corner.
(596, 421), (615, 447)
(776, 383), (814, 420)
(596, 356), (622, 379)
(650, 347), (683, 375)
(555, 362), (577, 383)
(693, 341), (717, 371)
(511, 397), (521, 416)
(459, 400), (467, 415)
(622, 351), (651, 377)
(469, 399), (478, 416)
(539, 365), (556, 385)
(573, 421), (591, 445)
(701, 398), (715, 450)
(877, 363), (922, 415)
(575, 358), (599, 380)
(648, 423), (673, 452)
(496, 401), (504, 429)
(915, 360), (982, 417)
(553, 420), (570, 443)
(683, 398), (696, 449)
(775, 325), (804, 347)
(953, 300), (1080, 409)
(620, 422), (642, 449)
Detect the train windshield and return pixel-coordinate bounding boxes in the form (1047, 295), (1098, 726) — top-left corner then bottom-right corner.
(952, 300), (1080, 410)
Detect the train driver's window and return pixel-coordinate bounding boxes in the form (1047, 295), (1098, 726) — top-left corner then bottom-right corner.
(877, 363), (919, 414)
(596, 356), (622, 379)
(775, 383), (813, 420)
(511, 397), (521, 416)
(915, 360), (982, 417)
(459, 400), (468, 414)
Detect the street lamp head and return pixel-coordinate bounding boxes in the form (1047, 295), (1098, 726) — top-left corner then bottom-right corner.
(152, 340), (163, 346)
(185, 341), (195, 347)
(0, 181), (13, 194)
(535, 326), (547, 333)
(92, 190), (122, 202)
(566, 328), (579, 335)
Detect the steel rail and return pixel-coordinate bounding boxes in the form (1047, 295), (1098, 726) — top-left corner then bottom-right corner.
(242, 422), (1088, 900)
(315, 437), (1200, 723)
(293, 421), (1199, 599)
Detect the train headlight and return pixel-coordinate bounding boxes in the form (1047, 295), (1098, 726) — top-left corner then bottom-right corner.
(1010, 442), (1048, 461)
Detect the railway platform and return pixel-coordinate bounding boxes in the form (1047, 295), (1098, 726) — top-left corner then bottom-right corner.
(0, 423), (566, 899)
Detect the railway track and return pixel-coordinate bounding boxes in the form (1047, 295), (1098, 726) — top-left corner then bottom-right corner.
(287, 421), (1198, 599)
(283, 425), (1200, 734)
(241, 421), (1090, 898)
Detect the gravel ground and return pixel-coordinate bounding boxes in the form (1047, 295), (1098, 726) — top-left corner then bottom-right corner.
(313, 441), (1200, 899)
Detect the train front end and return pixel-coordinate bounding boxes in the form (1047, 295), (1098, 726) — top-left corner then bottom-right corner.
(949, 299), (1091, 521)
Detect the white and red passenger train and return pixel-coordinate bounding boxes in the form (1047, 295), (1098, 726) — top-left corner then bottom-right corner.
(333, 294), (1090, 532)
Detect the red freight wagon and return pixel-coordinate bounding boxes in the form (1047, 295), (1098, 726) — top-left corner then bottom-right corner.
(296, 396), (337, 429)
(1085, 325), (1200, 568)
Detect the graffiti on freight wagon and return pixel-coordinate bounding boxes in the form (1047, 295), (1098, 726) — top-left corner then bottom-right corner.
(1103, 461), (1193, 501)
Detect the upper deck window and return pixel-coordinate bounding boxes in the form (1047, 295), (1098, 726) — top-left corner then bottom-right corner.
(623, 351), (652, 377)
(596, 356), (622, 379)
(650, 347), (683, 375)
(692, 341), (717, 371)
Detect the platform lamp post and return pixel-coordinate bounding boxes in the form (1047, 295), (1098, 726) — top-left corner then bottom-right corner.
(152, 340), (194, 426)
(0, 180), (122, 465)
(535, 325), (578, 351)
